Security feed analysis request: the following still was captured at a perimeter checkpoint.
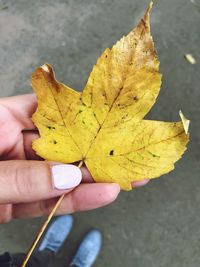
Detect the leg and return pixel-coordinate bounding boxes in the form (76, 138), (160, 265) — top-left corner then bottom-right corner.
(12, 249), (53, 267)
(6, 215), (73, 267)
(0, 252), (14, 267)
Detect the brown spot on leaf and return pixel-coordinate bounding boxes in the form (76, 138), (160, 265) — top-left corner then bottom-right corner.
(47, 126), (56, 130)
(109, 150), (114, 156)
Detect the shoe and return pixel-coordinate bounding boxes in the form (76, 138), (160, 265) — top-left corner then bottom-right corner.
(69, 229), (102, 267)
(38, 215), (73, 253)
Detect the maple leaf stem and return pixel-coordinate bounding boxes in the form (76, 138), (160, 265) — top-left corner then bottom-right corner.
(21, 160), (84, 267)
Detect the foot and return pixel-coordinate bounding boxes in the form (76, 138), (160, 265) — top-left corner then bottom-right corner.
(38, 215), (73, 253)
(69, 229), (102, 267)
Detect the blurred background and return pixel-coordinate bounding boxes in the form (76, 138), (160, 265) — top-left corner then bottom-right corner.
(0, 0), (199, 266)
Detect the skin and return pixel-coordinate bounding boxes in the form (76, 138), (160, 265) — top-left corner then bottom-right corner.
(0, 94), (149, 223)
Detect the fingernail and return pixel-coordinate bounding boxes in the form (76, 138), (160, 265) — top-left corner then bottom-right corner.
(52, 164), (82, 190)
(111, 183), (121, 194)
(107, 183), (121, 201)
(132, 179), (150, 188)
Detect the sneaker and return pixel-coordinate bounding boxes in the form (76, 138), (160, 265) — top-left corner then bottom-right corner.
(38, 215), (73, 253)
(69, 229), (102, 267)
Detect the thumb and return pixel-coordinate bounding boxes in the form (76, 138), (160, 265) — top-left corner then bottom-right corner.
(0, 161), (82, 204)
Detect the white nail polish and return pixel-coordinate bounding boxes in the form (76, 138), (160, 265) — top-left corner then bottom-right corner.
(52, 164), (82, 190)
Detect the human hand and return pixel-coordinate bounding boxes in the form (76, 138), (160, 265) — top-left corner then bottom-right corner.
(0, 94), (149, 223)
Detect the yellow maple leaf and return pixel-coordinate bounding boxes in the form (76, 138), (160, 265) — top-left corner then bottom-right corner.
(32, 1), (189, 191)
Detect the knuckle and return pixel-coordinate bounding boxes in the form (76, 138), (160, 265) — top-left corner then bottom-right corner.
(13, 164), (35, 198)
